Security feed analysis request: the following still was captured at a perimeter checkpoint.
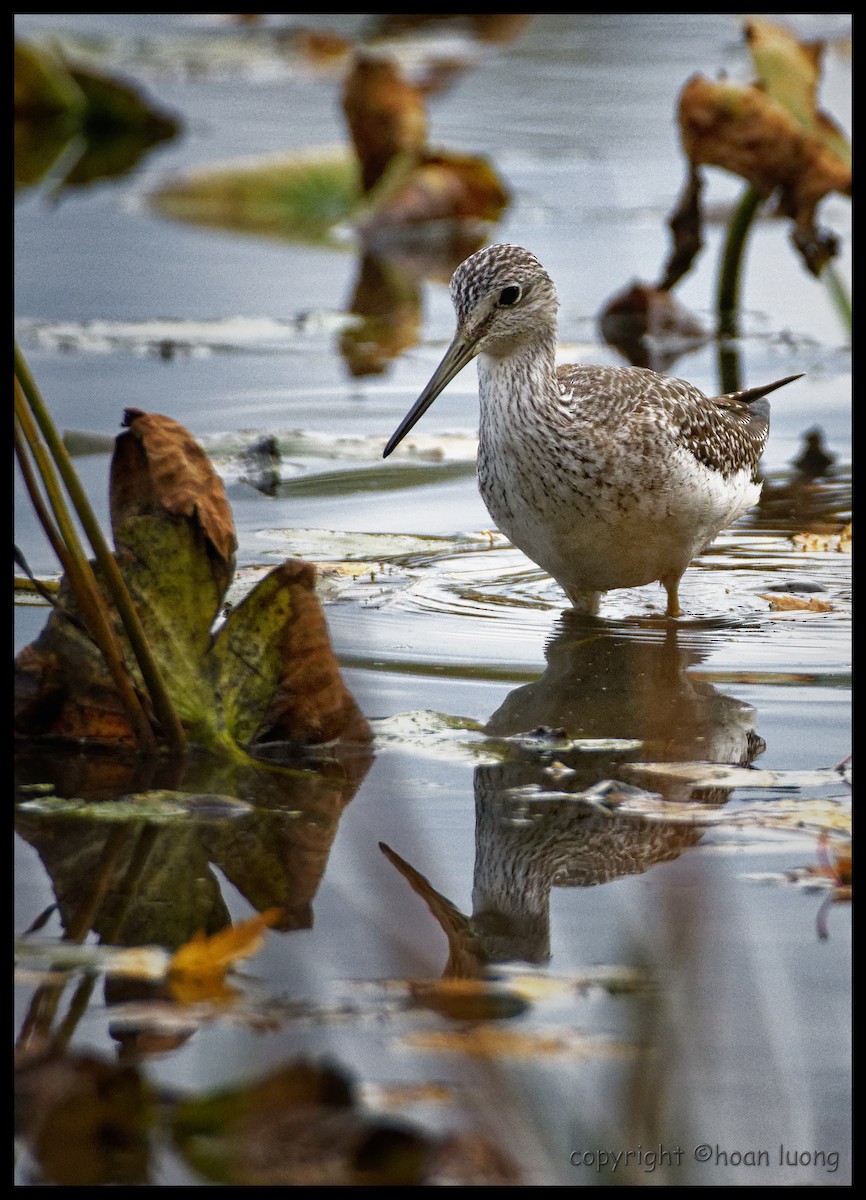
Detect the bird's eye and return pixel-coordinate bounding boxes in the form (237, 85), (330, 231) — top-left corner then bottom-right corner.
(498, 285), (521, 306)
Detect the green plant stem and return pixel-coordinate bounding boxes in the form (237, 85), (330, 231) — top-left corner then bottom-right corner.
(15, 343), (186, 753)
(14, 393), (157, 752)
(716, 184), (764, 342)
(14, 418), (75, 574)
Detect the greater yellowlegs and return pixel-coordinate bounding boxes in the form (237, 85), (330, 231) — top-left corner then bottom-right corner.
(383, 243), (801, 616)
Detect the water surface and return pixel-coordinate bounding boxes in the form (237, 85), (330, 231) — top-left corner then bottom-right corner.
(15, 13), (850, 1186)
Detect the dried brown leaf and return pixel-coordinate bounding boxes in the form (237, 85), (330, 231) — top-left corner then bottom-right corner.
(17, 408), (370, 755)
(342, 54), (427, 193)
(408, 979), (530, 1022)
(817, 835), (851, 888)
(370, 150), (509, 227)
(236, 559), (372, 747)
(677, 48), (850, 276)
(294, 30), (353, 68)
(111, 409), (237, 575)
(678, 74), (850, 210)
(14, 637), (142, 746)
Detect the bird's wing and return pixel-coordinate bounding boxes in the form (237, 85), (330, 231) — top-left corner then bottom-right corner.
(555, 364), (770, 478)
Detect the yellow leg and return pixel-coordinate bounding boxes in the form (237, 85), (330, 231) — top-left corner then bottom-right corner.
(664, 581), (682, 618)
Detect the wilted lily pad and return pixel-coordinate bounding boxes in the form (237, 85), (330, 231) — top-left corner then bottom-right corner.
(676, 18), (850, 276)
(14, 40), (180, 192)
(15, 407), (371, 758)
(150, 148), (362, 247)
(150, 51), (507, 248)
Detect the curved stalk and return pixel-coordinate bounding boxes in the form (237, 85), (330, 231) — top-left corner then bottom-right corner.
(15, 345), (186, 752)
(716, 184), (763, 343)
(15, 394), (157, 752)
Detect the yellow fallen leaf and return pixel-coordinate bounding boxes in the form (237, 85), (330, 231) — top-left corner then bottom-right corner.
(169, 907), (283, 983)
(757, 593), (833, 612)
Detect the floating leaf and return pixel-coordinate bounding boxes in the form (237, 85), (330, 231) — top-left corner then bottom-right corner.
(16, 790), (253, 823)
(623, 762), (843, 790)
(106, 946), (173, 980)
(150, 148), (361, 247)
(14, 40), (179, 192)
(169, 907), (283, 991)
(14, 939), (171, 980)
(499, 966), (650, 1000)
(757, 593), (834, 612)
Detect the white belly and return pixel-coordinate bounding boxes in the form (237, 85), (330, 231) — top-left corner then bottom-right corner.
(478, 426), (761, 600)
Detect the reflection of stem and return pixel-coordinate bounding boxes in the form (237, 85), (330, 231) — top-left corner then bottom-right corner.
(16, 824), (133, 1055)
(51, 824), (162, 1053)
(716, 342), (742, 398)
(821, 260), (852, 335)
(68, 826), (137, 942)
(716, 184), (763, 342)
(101, 825), (162, 943)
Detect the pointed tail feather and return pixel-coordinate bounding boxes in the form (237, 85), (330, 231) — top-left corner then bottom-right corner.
(722, 373), (804, 406)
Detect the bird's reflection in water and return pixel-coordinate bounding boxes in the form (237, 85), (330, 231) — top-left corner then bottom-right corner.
(384, 613), (766, 974)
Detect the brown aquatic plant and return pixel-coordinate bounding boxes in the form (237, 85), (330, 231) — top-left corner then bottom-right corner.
(15, 359), (370, 759)
(600, 17), (850, 376)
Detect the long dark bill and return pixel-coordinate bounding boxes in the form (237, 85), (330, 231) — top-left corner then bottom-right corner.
(382, 336), (478, 458)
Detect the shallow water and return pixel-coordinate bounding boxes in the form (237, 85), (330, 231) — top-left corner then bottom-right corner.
(15, 13), (850, 1186)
